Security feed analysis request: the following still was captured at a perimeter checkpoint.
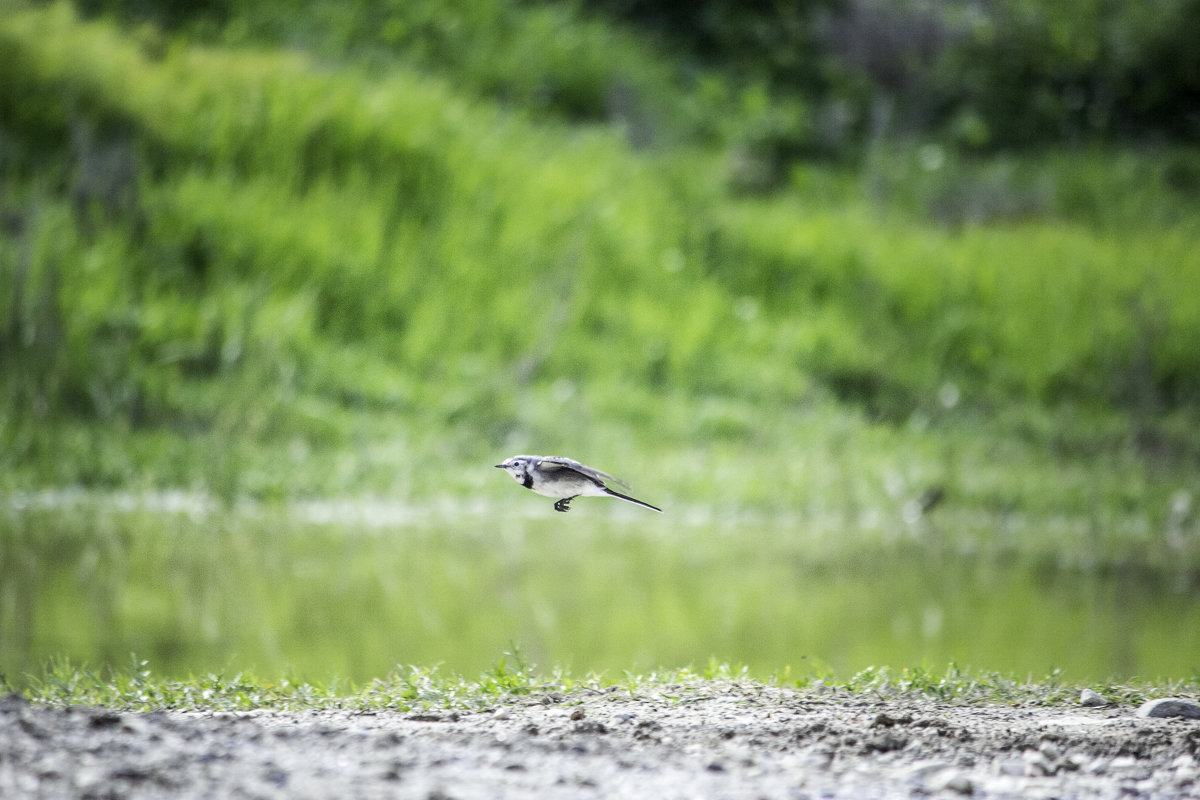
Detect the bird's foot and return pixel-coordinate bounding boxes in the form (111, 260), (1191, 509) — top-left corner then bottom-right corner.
(553, 497), (575, 513)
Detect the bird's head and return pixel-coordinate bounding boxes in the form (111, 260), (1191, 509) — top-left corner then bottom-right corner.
(494, 455), (535, 483)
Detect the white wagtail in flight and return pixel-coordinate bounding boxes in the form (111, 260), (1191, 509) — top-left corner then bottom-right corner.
(495, 455), (662, 513)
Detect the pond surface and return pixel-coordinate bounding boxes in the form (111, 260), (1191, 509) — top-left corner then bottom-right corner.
(2, 490), (1197, 684)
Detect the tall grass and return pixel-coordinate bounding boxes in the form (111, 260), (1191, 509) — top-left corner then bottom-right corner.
(3, 4), (1199, 467)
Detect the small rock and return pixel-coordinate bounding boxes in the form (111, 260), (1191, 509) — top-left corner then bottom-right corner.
(1175, 764), (1200, 785)
(1079, 688), (1106, 707)
(569, 708), (586, 721)
(1038, 740), (1062, 761)
(73, 766), (107, 792)
(907, 760), (954, 781)
(263, 767), (289, 788)
(0, 693), (28, 713)
(871, 712), (912, 728)
(89, 710), (123, 729)
(1023, 749), (1056, 776)
(1063, 753), (1089, 772)
(863, 732), (907, 753)
(120, 715), (151, 735)
(928, 769), (973, 795)
(1136, 698), (1200, 719)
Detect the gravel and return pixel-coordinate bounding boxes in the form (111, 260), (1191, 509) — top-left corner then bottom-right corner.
(2, 686), (1199, 798)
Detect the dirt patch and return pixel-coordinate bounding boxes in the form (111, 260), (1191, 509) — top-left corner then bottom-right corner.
(2, 685), (1198, 798)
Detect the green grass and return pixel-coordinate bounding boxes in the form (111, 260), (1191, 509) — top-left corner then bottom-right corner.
(12, 655), (1195, 712)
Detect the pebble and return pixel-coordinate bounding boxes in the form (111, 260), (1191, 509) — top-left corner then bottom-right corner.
(1079, 688), (1106, 707)
(927, 769), (973, 794)
(906, 760), (953, 781)
(1171, 754), (1197, 772)
(1038, 740), (1062, 761)
(0, 693), (29, 713)
(907, 762), (974, 795)
(1063, 753), (1089, 772)
(1022, 748), (1059, 776)
(1176, 766), (1200, 786)
(1135, 698), (1200, 719)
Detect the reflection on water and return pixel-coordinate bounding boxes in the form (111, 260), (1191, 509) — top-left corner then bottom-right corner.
(2, 491), (1197, 684)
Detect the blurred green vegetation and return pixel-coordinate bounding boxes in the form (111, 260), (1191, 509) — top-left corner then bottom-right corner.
(1, 1), (1198, 683)
(584, 0), (1200, 150)
(2, 1), (1198, 488)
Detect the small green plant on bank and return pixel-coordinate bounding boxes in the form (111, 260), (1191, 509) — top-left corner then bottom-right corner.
(9, 655), (1195, 713)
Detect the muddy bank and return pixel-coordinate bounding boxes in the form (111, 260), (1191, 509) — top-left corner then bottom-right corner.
(2, 685), (1198, 798)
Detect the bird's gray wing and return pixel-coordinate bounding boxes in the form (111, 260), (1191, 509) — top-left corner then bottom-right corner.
(536, 456), (631, 489)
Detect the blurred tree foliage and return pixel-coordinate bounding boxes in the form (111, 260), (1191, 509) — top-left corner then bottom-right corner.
(74, 0), (231, 30)
(65, 0), (1200, 156)
(582, 0), (1200, 152)
(56, 0), (1200, 195)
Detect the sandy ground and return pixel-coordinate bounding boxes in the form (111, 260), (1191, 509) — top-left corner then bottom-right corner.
(2, 685), (1199, 799)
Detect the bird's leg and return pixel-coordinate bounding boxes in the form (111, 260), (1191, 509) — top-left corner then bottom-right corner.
(553, 496), (577, 513)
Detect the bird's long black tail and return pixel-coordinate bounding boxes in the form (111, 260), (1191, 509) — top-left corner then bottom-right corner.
(604, 488), (663, 513)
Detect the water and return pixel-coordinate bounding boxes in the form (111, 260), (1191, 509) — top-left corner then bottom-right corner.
(2, 491), (1197, 685)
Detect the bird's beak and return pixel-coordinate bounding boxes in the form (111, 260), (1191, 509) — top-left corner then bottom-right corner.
(494, 464), (506, 469)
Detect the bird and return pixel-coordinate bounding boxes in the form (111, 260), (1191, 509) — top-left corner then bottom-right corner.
(494, 455), (662, 513)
